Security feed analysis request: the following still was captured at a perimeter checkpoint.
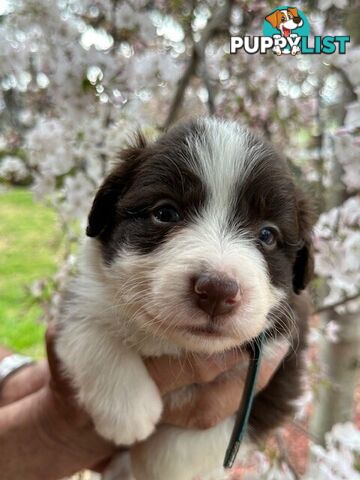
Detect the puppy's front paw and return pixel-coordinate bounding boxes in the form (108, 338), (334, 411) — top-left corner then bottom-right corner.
(93, 392), (163, 446)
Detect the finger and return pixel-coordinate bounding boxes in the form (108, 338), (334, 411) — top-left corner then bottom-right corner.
(12, 360), (49, 395)
(145, 349), (248, 396)
(45, 323), (61, 381)
(45, 324), (78, 400)
(161, 343), (290, 429)
(45, 324), (94, 428)
(0, 361), (49, 407)
(162, 373), (246, 429)
(257, 340), (290, 391)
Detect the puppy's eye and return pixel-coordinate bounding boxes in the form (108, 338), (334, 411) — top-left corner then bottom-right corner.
(258, 227), (277, 248)
(152, 205), (180, 224)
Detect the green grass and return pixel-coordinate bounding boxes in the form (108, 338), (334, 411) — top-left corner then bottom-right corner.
(0, 188), (61, 358)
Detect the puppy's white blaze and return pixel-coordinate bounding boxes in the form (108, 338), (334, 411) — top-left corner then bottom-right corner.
(190, 119), (267, 205)
(188, 119), (245, 219)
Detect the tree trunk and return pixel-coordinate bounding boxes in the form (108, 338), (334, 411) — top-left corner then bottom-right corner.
(310, 309), (360, 444)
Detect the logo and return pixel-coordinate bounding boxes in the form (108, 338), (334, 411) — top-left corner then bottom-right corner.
(264, 6), (309, 55)
(230, 6), (350, 56)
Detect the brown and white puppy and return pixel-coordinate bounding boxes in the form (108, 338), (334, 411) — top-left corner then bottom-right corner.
(56, 118), (314, 480)
(265, 7), (303, 37)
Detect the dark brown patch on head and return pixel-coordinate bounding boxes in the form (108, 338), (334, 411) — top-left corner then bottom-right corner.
(86, 131), (147, 239)
(86, 121), (207, 262)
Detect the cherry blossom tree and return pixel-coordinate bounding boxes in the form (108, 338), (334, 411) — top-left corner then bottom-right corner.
(0, 0), (359, 478)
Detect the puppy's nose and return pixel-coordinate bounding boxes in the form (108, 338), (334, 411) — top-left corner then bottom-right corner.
(193, 273), (240, 316)
(293, 16), (301, 24)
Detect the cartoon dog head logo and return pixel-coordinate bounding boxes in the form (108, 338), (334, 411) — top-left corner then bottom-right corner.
(263, 6), (310, 55)
(265, 7), (303, 37)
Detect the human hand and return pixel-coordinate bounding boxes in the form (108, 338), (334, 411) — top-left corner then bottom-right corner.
(1, 329), (287, 431)
(14, 326), (260, 476)
(0, 326), (288, 480)
(0, 357), (48, 407)
(42, 327), (254, 461)
(146, 344), (289, 430)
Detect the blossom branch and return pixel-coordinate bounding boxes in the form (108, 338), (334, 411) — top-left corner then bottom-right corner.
(200, 62), (216, 115)
(163, 49), (198, 129)
(275, 431), (300, 480)
(330, 65), (357, 103)
(163, 0), (232, 129)
(314, 291), (360, 315)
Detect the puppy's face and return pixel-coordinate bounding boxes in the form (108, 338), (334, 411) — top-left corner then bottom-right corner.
(87, 118), (313, 353)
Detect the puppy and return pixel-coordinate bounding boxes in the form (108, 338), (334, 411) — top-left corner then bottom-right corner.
(56, 118), (313, 480)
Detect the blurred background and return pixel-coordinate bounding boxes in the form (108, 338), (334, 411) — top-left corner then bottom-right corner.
(0, 0), (359, 478)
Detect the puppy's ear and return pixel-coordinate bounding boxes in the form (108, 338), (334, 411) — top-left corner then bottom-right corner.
(292, 191), (315, 294)
(288, 7), (299, 17)
(86, 132), (147, 238)
(265, 10), (281, 28)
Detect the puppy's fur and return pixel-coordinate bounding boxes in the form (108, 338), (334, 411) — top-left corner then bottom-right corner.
(56, 118), (314, 480)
